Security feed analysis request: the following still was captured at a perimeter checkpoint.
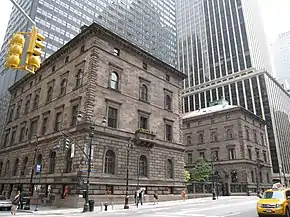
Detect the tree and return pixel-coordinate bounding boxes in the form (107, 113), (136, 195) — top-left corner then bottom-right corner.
(184, 169), (191, 182)
(191, 159), (212, 182)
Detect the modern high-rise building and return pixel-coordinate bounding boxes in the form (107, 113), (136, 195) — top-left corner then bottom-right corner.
(0, 0), (177, 140)
(271, 31), (290, 89)
(176, 0), (289, 181)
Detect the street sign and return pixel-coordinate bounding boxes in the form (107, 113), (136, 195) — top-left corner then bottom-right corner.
(36, 164), (42, 173)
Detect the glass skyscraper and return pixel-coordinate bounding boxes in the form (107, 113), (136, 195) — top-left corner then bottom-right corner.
(177, 0), (289, 182)
(0, 0), (177, 140)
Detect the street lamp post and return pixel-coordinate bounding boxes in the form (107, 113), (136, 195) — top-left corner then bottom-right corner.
(34, 163), (42, 211)
(256, 159), (263, 196)
(124, 139), (133, 209)
(29, 135), (39, 197)
(211, 154), (217, 200)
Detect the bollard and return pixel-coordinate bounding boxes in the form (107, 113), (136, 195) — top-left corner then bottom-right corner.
(104, 201), (108, 211)
(111, 202), (114, 210)
(100, 202), (103, 211)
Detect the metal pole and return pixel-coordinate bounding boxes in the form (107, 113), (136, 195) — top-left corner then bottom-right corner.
(34, 164), (42, 211)
(211, 155), (216, 200)
(29, 136), (38, 196)
(137, 157), (140, 190)
(256, 161), (260, 196)
(83, 125), (94, 212)
(124, 144), (130, 209)
(10, 0), (36, 26)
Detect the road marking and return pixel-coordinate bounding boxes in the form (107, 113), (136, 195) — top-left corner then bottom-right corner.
(222, 212), (242, 217)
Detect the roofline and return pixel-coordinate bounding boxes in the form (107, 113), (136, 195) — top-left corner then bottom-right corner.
(182, 106), (266, 124)
(9, 22), (186, 92)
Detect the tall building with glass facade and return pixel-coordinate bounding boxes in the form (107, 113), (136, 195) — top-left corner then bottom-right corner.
(176, 0), (289, 181)
(0, 0), (177, 140)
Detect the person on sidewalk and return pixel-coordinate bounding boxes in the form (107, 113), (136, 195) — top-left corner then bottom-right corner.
(11, 191), (20, 215)
(134, 191), (138, 205)
(181, 189), (186, 201)
(136, 190), (143, 208)
(153, 191), (158, 205)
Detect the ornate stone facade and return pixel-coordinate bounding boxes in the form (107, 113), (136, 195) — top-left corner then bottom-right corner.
(0, 23), (186, 207)
(182, 102), (272, 195)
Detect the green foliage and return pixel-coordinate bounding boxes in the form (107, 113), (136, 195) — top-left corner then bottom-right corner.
(184, 170), (191, 183)
(191, 159), (212, 182)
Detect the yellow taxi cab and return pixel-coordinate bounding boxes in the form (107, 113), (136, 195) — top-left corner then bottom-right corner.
(256, 183), (290, 217)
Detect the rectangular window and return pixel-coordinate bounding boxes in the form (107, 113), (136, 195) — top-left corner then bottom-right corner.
(261, 133), (264, 145)
(228, 148), (235, 160)
(212, 150), (219, 161)
(10, 129), (16, 146)
(263, 151), (267, 162)
(3, 130), (10, 148)
(19, 125), (26, 142)
(199, 152), (205, 159)
(248, 148), (252, 160)
(108, 107), (118, 128)
(71, 104), (79, 126)
(42, 117), (48, 135)
(256, 149), (260, 160)
(15, 100), (22, 119)
(187, 153), (192, 164)
(8, 105), (15, 122)
(29, 120), (38, 139)
(54, 112), (62, 131)
(165, 124), (172, 141)
(139, 116), (148, 129)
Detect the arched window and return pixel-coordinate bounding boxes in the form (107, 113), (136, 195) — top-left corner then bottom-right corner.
(0, 161), (3, 176)
(49, 151), (56, 174)
(140, 84), (148, 101)
(198, 133), (204, 144)
(186, 136), (191, 145)
(231, 170), (238, 183)
(60, 79), (67, 95)
(105, 150), (115, 174)
(167, 159), (173, 179)
(110, 72), (119, 90)
(5, 160), (10, 176)
(76, 69), (83, 87)
(46, 86), (53, 102)
(21, 157), (28, 176)
(13, 158), (19, 176)
(139, 155), (148, 177)
(165, 95), (172, 110)
(35, 154), (42, 174)
(226, 129), (233, 139)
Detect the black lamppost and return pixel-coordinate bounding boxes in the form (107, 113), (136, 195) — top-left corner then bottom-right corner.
(124, 139), (134, 209)
(211, 153), (217, 200)
(76, 112), (107, 213)
(29, 135), (39, 197)
(34, 160), (42, 211)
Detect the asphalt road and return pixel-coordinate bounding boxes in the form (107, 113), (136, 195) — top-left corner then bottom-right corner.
(0, 196), (259, 217)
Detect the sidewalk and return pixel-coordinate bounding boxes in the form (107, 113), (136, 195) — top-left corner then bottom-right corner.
(19, 196), (250, 215)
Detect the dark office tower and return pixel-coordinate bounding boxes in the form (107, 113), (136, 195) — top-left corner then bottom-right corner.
(0, 0), (177, 140)
(177, 0), (290, 183)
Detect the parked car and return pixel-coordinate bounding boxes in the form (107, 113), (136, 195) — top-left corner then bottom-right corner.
(0, 195), (12, 211)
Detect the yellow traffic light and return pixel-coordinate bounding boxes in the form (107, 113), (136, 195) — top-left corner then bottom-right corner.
(26, 26), (45, 71)
(6, 33), (25, 68)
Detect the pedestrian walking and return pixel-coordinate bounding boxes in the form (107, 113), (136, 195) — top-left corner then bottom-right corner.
(136, 190), (143, 207)
(134, 190), (138, 205)
(181, 189), (186, 201)
(11, 191), (20, 215)
(153, 191), (158, 205)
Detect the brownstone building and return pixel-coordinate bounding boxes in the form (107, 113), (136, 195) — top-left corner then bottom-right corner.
(0, 23), (186, 207)
(182, 99), (272, 195)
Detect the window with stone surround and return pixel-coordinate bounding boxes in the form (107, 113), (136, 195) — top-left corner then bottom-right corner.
(211, 150), (219, 161)
(228, 147), (235, 160)
(7, 104), (15, 122)
(20, 157), (28, 176)
(46, 80), (55, 103)
(28, 118), (38, 139)
(33, 89), (40, 110)
(186, 136), (191, 145)
(166, 159), (174, 179)
(3, 129), (10, 148)
(110, 71), (119, 90)
(104, 150), (115, 174)
(60, 72), (69, 96)
(253, 130), (257, 143)
(12, 158), (19, 176)
(210, 130), (218, 142)
(164, 89), (173, 111)
(199, 151), (205, 159)
(139, 77), (150, 102)
(71, 104), (79, 126)
(41, 114), (49, 135)
(106, 99), (121, 129)
(164, 118), (173, 141)
(24, 94), (31, 115)
(187, 153), (193, 164)
(263, 151), (267, 163)
(139, 155), (148, 177)
(256, 149), (260, 160)
(75, 69), (83, 88)
(4, 160), (10, 177)
(260, 133), (265, 146)
(138, 110), (150, 129)
(54, 107), (63, 132)
(251, 170), (255, 182)
(248, 147), (252, 160)
(49, 151), (56, 174)
(19, 122), (26, 142)
(245, 127), (250, 140)
(10, 127), (17, 146)
(198, 131), (204, 144)
(15, 100), (22, 119)
(225, 128), (233, 140)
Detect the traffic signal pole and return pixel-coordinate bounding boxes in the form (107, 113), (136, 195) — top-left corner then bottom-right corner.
(10, 0), (36, 26)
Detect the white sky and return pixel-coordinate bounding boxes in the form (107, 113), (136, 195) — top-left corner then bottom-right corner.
(0, 0), (289, 48)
